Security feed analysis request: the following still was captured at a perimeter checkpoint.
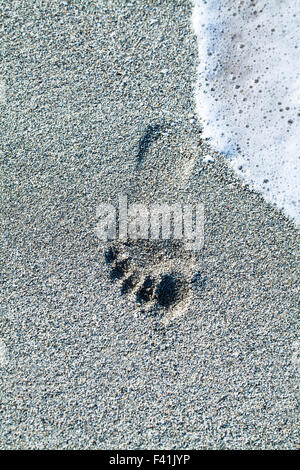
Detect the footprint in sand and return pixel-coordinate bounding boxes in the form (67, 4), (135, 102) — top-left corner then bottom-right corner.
(102, 239), (206, 326)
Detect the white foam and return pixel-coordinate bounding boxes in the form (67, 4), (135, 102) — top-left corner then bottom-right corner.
(192, 0), (300, 225)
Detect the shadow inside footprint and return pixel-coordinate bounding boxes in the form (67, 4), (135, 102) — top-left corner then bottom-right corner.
(110, 259), (129, 280)
(155, 274), (183, 308)
(136, 276), (154, 303)
(121, 273), (137, 294)
(104, 246), (118, 264)
(137, 123), (165, 164)
(103, 242), (191, 317)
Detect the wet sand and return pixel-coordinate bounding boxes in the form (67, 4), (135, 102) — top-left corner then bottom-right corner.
(0, 0), (299, 449)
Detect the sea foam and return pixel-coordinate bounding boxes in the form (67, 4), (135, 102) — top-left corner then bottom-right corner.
(192, 0), (300, 225)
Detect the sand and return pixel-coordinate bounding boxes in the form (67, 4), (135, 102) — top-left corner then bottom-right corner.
(0, 0), (299, 449)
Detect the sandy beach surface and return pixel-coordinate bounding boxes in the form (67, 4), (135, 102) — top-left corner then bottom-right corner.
(0, 0), (299, 449)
